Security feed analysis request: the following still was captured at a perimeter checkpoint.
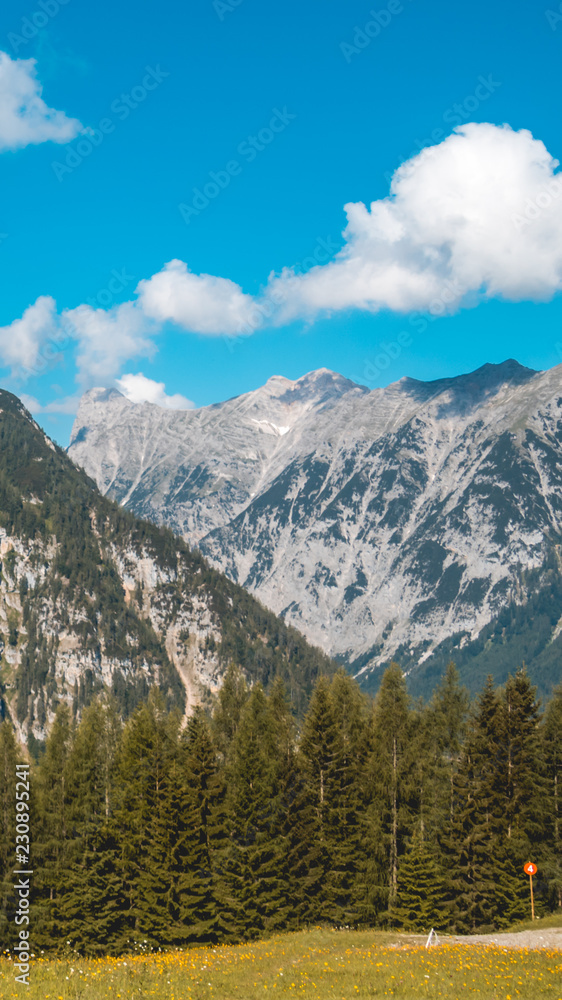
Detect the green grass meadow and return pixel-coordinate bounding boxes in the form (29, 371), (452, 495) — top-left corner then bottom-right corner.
(1, 922), (561, 1000)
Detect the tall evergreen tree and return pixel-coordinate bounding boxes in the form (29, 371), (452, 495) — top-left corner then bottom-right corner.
(428, 663), (469, 829)
(56, 698), (124, 954)
(497, 670), (546, 861)
(177, 707), (229, 942)
(34, 704), (74, 948)
(113, 691), (182, 947)
(392, 839), (446, 932)
(298, 675), (345, 921)
(223, 685), (288, 936)
(542, 684), (562, 908)
(211, 664), (249, 761)
(326, 671), (369, 923)
(361, 664), (414, 910)
(444, 678), (525, 931)
(0, 721), (19, 945)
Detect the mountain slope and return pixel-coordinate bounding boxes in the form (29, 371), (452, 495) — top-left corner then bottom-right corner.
(68, 361), (562, 697)
(0, 391), (334, 743)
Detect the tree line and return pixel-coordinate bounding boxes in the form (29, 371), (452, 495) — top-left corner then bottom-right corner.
(0, 663), (561, 954)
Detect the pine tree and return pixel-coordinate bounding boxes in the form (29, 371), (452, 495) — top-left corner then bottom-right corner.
(361, 664), (414, 910)
(0, 721), (19, 945)
(542, 684), (562, 908)
(266, 675), (334, 931)
(34, 704), (74, 948)
(298, 675), (344, 922)
(113, 691), (182, 947)
(211, 663), (249, 761)
(177, 707), (229, 942)
(392, 840), (446, 932)
(492, 670), (547, 883)
(428, 663), (469, 830)
(56, 698), (124, 954)
(223, 685), (288, 936)
(444, 678), (526, 932)
(326, 670), (370, 923)
(275, 738), (325, 929)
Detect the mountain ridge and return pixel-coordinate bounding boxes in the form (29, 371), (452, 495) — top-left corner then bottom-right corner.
(68, 359), (562, 697)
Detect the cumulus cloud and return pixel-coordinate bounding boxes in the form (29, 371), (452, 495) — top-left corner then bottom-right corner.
(0, 296), (59, 374)
(266, 122), (562, 321)
(137, 259), (257, 335)
(0, 51), (82, 152)
(8, 121), (562, 412)
(62, 301), (156, 386)
(116, 372), (194, 409)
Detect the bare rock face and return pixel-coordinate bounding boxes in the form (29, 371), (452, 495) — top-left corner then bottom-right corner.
(0, 390), (332, 742)
(68, 360), (562, 691)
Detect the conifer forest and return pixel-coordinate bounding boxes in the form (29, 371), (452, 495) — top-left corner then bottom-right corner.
(1, 664), (560, 955)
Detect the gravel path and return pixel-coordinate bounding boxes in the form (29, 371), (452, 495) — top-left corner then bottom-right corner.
(441, 928), (562, 950)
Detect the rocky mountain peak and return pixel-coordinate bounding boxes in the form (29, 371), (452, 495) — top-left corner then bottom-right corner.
(67, 360), (562, 698)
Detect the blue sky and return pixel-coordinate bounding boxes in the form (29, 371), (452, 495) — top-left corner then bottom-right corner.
(1, 0), (562, 443)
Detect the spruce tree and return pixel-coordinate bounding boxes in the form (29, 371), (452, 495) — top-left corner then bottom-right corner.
(56, 698), (124, 954)
(497, 670), (546, 861)
(444, 678), (525, 931)
(326, 671), (369, 923)
(211, 663), (249, 761)
(34, 704), (74, 948)
(428, 663), (469, 829)
(223, 684), (287, 936)
(298, 675), (344, 922)
(361, 664), (414, 910)
(0, 721), (18, 945)
(392, 840), (446, 932)
(113, 691), (182, 947)
(177, 707), (228, 942)
(541, 685), (562, 909)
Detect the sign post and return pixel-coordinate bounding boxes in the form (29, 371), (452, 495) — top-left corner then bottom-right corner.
(523, 862), (537, 921)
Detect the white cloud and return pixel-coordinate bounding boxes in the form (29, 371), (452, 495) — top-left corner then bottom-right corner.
(19, 393), (42, 414)
(0, 296), (59, 374)
(0, 51), (82, 152)
(9, 121), (562, 415)
(20, 392), (82, 416)
(116, 372), (194, 409)
(137, 259), (257, 335)
(62, 301), (156, 385)
(266, 122), (562, 320)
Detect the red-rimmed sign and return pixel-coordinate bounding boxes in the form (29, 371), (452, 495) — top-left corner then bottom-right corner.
(524, 862), (537, 876)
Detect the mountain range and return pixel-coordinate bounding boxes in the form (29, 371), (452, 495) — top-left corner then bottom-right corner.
(0, 391), (333, 744)
(68, 359), (562, 699)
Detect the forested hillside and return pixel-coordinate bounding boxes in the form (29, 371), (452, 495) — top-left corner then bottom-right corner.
(0, 390), (334, 742)
(1, 665), (559, 953)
